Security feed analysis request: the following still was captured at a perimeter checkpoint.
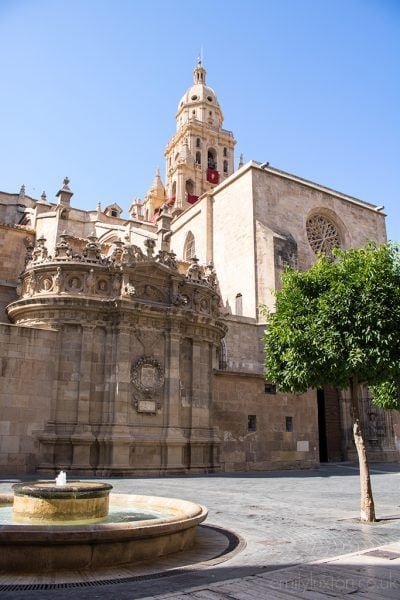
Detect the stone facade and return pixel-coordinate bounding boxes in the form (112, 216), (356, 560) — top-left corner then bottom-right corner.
(214, 371), (318, 471)
(0, 61), (398, 475)
(0, 324), (57, 473)
(2, 225), (224, 475)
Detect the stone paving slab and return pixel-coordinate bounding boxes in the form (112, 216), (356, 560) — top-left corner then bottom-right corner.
(136, 541), (400, 599)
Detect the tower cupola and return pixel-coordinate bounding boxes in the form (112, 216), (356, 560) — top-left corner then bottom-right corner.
(165, 61), (236, 214)
(176, 61), (223, 130)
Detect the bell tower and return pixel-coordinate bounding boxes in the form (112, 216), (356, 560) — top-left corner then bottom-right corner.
(165, 60), (236, 214)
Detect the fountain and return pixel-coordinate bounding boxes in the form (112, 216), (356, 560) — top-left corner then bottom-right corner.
(0, 472), (207, 573)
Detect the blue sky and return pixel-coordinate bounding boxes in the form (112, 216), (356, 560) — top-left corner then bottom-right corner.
(1, 0), (399, 240)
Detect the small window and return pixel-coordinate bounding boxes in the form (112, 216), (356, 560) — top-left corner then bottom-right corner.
(207, 95), (213, 102)
(191, 94), (198, 101)
(285, 416), (293, 432)
(184, 231), (196, 261)
(209, 111), (212, 116)
(195, 151), (201, 165)
(223, 147), (228, 157)
(265, 383), (276, 394)
(196, 138), (201, 148)
(248, 415), (257, 432)
(223, 160), (228, 173)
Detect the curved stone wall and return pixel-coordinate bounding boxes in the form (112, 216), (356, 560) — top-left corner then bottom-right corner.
(6, 234), (226, 475)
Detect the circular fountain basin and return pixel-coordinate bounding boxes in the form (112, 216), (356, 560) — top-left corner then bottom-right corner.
(12, 481), (112, 524)
(0, 492), (207, 573)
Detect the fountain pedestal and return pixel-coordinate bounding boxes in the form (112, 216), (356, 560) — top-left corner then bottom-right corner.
(12, 482), (113, 524)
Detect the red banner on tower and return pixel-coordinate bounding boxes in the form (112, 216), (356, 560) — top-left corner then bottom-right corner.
(187, 194), (199, 204)
(206, 169), (219, 184)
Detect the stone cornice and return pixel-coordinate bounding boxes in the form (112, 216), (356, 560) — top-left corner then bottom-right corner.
(0, 221), (34, 233)
(200, 160), (385, 214)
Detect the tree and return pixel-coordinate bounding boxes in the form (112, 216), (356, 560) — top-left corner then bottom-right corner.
(263, 242), (400, 522)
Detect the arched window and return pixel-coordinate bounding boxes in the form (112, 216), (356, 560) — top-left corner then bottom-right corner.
(185, 180), (194, 195)
(223, 147), (228, 157)
(218, 338), (227, 370)
(235, 293), (243, 316)
(195, 151), (201, 165)
(196, 138), (201, 148)
(223, 160), (228, 173)
(184, 231), (196, 262)
(207, 148), (217, 169)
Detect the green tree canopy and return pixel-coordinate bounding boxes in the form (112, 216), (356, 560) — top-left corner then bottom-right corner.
(264, 242), (400, 408)
(263, 242), (400, 522)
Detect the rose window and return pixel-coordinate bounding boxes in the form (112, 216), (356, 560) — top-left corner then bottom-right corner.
(306, 215), (341, 255)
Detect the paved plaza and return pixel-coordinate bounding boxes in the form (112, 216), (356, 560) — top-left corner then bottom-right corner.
(1, 463), (400, 599)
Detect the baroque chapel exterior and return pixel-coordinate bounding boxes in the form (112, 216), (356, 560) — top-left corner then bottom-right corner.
(0, 62), (398, 475)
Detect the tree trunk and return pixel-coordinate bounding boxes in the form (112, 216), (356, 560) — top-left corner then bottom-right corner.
(350, 375), (376, 522)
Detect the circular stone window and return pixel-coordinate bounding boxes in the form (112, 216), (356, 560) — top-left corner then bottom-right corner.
(207, 95), (213, 102)
(191, 95), (198, 101)
(306, 214), (341, 255)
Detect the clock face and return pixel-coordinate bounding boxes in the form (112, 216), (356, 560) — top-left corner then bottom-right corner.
(306, 215), (341, 255)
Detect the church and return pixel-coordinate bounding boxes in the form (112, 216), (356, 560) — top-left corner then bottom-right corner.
(0, 61), (398, 475)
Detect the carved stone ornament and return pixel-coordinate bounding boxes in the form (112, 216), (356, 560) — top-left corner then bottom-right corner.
(131, 356), (165, 395)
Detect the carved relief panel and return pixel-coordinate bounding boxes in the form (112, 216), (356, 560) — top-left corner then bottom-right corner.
(131, 356), (165, 414)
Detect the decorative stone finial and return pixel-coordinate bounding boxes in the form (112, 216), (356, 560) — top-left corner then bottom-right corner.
(55, 232), (72, 259)
(56, 177), (74, 207)
(238, 153), (244, 169)
(82, 233), (101, 262)
(32, 235), (48, 262)
(19, 184), (25, 198)
(186, 256), (203, 283)
(41, 191), (47, 202)
(144, 238), (156, 259)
